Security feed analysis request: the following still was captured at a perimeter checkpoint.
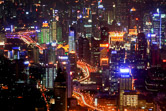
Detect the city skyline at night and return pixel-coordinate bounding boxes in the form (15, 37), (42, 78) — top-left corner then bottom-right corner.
(0, 0), (166, 111)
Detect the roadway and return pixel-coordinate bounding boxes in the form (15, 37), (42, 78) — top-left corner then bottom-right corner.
(6, 31), (45, 53)
(37, 81), (50, 111)
(73, 60), (103, 111)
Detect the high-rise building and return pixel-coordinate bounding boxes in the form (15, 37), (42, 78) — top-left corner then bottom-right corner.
(82, 38), (90, 64)
(40, 21), (50, 44)
(151, 8), (166, 48)
(54, 67), (67, 111)
(100, 43), (109, 66)
(91, 37), (100, 66)
(68, 51), (77, 98)
(151, 43), (160, 67)
(109, 32), (125, 94)
(69, 50), (77, 79)
(136, 33), (147, 69)
(109, 47), (125, 94)
(44, 64), (56, 89)
(123, 91), (138, 107)
(50, 20), (57, 42)
(119, 67), (132, 91)
(68, 29), (75, 52)
(77, 37), (90, 63)
(77, 37), (84, 60)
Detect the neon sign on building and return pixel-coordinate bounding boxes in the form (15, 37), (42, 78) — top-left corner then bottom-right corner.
(109, 32), (125, 41)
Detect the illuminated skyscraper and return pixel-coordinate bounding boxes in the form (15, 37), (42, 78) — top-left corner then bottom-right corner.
(152, 8), (166, 48)
(50, 20), (57, 42)
(109, 47), (125, 94)
(109, 32), (125, 94)
(119, 68), (132, 90)
(68, 28), (75, 52)
(40, 21), (50, 44)
(44, 64), (56, 89)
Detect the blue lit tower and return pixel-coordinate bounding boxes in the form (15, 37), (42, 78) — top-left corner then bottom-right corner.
(152, 8), (166, 49)
(109, 32), (125, 95)
(119, 67), (132, 90)
(119, 67), (132, 111)
(68, 27), (75, 52)
(109, 44), (125, 94)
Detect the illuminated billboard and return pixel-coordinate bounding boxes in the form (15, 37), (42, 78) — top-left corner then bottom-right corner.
(129, 29), (137, 36)
(42, 21), (49, 27)
(100, 58), (108, 66)
(109, 32), (125, 41)
(120, 68), (130, 73)
(12, 47), (20, 50)
(100, 44), (109, 48)
(58, 56), (68, 60)
(120, 68), (130, 78)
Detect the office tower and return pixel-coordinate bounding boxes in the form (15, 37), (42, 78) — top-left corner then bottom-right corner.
(77, 37), (90, 63)
(123, 91), (138, 107)
(101, 27), (109, 43)
(130, 40), (136, 65)
(27, 46), (39, 64)
(68, 51), (77, 98)
(151, 43), (160, 67)
(40, 21), (50, 44)
(69, 50), (77, 79)
(54, 67), (67, 111)
(82, 38), (90, 64)
(119, 67), (133, 111)
(109, 47), (125, 94)
(68, 28), (75, 52)
(100, 43), (109, 66)
(109, 32), (125, 94)
(151, 8), (166, 48)
(136, 33), (147, 69)
(50, 20), (57, 42)
(47, 43), (56, 64)
(91, 37), (100, 66)
(145, 67), (166, 92)
(119, 68), (132, 91)
(56, 23), (63, 43)
(77, 37), (84, 60)
(57, 47), (65, 57)
(44, 64), (56, 89)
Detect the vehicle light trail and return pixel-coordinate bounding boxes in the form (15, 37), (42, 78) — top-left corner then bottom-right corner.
(38, 81), (50, 111)
(77, 64), (89, 82)
(7, 31), (46, 53)
(73, 91), (103, 111)
(73, 60), (103, 111)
